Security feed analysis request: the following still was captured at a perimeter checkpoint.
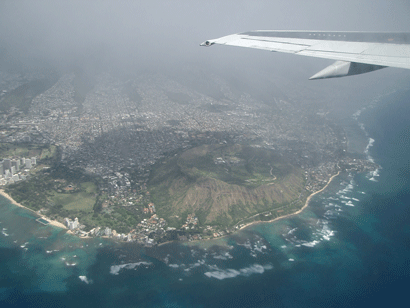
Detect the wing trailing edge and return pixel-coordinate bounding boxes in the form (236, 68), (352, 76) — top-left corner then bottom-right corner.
(201, 31), (410, 79)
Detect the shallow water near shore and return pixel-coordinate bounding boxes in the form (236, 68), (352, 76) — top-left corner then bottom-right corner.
(1, 88), (410, 307)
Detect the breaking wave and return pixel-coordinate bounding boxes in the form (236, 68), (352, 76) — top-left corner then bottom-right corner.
(204, 264), (273, 280)
(78, 276), (92, 284)
(110, 262), (152, 275)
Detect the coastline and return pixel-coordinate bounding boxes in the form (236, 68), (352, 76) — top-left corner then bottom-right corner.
(237, 171), (341, 231)
(1, 170), (341, 245)
(0, 189), (67, 230)
(182, 170), (341, 247)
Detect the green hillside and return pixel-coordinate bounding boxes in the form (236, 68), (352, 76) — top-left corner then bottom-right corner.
(148, 144), (308, 227)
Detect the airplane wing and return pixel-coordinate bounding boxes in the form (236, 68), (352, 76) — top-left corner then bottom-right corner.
(200, 31), (410, 79)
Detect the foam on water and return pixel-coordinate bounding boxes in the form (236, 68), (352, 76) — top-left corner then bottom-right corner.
(78, 275), (92, 284)
(236, 237), (270, 258)
(367, 168), (380, 182)
(204, 264), (273, 280)
(281, 215), (337, 250)
(110, 261), (152, 275)
(212, 252), (233, 260)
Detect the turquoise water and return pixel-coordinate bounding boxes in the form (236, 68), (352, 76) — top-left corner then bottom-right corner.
(1, 88), (409, 307)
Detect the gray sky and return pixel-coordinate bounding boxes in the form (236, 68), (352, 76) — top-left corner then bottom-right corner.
(1, 0), (409, 72)
(0, 0), (409, 114)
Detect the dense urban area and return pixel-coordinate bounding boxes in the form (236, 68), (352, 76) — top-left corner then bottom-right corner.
(0, 70), (377, 245)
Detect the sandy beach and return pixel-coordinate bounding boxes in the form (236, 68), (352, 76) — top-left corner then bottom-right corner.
(1, 171), (340, 242)
(0, 189), (67, 229)
(238, 171), (341, 231)
(178, 171), (343, 247)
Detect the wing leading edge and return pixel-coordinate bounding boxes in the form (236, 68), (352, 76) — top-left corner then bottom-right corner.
(200, 31), (410, 79)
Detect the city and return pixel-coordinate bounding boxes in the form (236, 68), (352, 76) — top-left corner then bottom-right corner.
(0, 70), (378, 245)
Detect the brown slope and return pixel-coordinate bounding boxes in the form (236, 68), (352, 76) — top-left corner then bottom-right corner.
(149, 144), (306, 226)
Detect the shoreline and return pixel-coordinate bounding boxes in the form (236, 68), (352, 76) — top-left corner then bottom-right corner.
(236, 171), (341, 231)
(0, 189), (67, 230)
(180, 171), (342, 247)
(1, 170), (340, 245)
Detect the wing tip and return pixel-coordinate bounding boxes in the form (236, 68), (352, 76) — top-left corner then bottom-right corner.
(200, 40), (215, 47)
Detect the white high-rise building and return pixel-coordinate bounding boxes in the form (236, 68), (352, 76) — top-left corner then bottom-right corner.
(105, 228), (112, 237)
(66, 217), (79, 230)
(25, 159), (32, 169)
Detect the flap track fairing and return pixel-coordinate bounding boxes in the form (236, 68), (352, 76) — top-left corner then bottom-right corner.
(309, 61), (386, 80)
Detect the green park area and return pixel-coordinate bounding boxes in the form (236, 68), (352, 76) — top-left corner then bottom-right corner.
(50, 182), (97, 212)
(5, 163), (141, 233)
(0, 143), (56, 161)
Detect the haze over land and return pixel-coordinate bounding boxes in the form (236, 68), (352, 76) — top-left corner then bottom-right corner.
(0, 1), (409, 243)
(1, 1), (409, 114)
(2, 2), (410, 308)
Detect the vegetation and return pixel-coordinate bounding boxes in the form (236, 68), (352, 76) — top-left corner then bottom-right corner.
(4, 142), (309, 233)
(149, 143), (307, 227)
(0, 143), (56, 161)
(6, 168), (139, 232)
(3, 145), (158, 234)
(0, 78), (57, 114)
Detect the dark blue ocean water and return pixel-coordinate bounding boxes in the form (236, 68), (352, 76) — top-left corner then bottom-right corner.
(0, 88), (409, 308)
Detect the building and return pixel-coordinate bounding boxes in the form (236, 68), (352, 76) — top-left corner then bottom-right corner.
(94, 227), (101, 236)
(73, 217), (79, 229)
(65, 217), (79, 230)
(25, 159), (32, 169)
(148, 203), (156, 213)
(11, 160), (20, 172)
(105, 227), (112, 237)
(3, 159), (11, 170)
(31, 157), (36, 165)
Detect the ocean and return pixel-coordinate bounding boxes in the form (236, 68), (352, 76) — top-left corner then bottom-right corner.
(0, 88), (409, 308)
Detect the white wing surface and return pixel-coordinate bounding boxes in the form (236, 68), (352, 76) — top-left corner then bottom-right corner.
(201, 31), (410, 79)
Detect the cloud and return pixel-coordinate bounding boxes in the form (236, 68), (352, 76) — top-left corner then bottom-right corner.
(0, 0), (409, 76)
